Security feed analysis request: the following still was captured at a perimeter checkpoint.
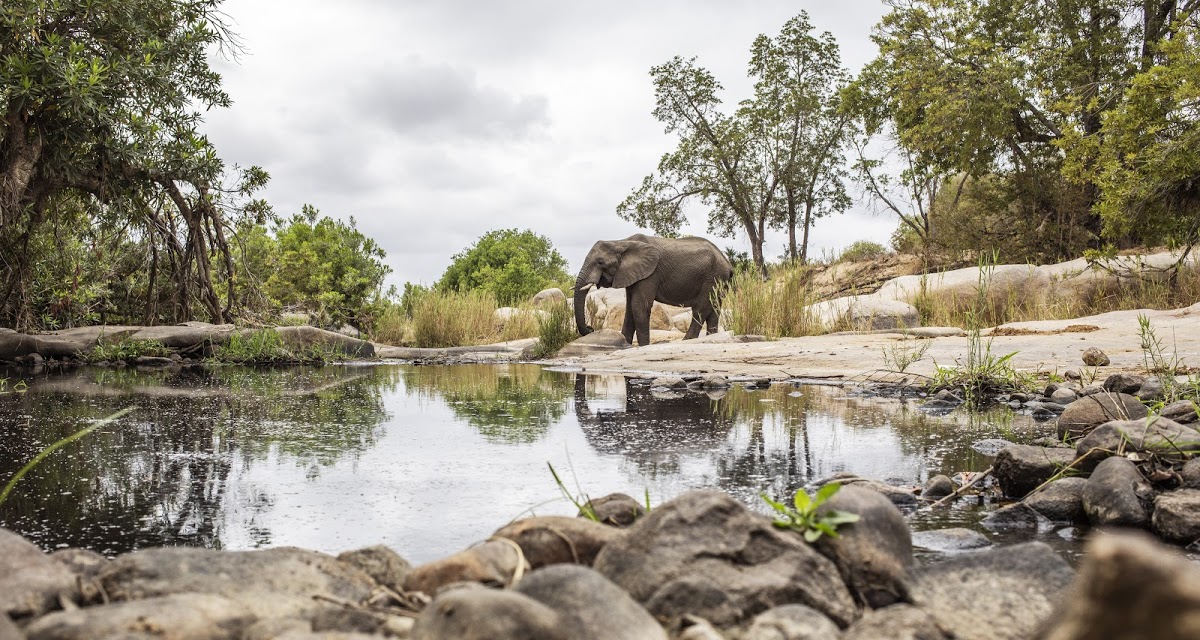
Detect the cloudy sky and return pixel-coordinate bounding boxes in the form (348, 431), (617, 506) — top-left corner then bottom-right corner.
(203, 1), (892, 289)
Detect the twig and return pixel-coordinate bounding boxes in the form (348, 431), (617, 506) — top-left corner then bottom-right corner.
(922, 465), (993, 510)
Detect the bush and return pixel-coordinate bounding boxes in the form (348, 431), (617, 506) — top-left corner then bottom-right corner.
(435, 229), (571, 306)
(84, 338), (171, 363)
(411, 290), (499, 348)
(529, 301), (575, 358)
(211, 329), (345, 365)
(719, 264), (822, 338)
(838, 240), (889, 263)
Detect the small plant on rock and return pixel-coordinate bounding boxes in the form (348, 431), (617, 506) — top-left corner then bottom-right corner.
(761, 483), (860, 542)
(530, 301), (575, 359)
(881, 339), (930, 373)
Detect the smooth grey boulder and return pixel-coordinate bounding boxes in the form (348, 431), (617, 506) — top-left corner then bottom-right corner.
(980, 502), (1043, 532)
(841, 603), (950, 640)
(1033, 531), (1200, 640)
(1151, 489), (1200, 544)
(405, 540), (526, 594)
(910, 528), (991, 552)
(1182, 457), (1200, 489)
(129, 323), (237, 349)
(1075, 417), (1200, 468)
(274, 325), (374, 358)
(1103, 373), (1146, 395)
(650, 376), (688, 390)
(336, 545), (411, 594)
(920, 475), (955, 498)
(1056, 392), (1148, 440)
(1082, 457), (1153, 529)
(738, 604), (840, 640)
(992, 445), (1078, 498)
(493, 516), (624, 568)
(515, 565), (666, 640)
(593, 490), (858, 629)
(1023, 477), (1088, 523)
(23, 593), (253, 640)
(411, 588), (567, 640)
(582, 493), (647, 527)
(1161, 399), (1200, 424)
(97, 546), (376, 621)
(911, 542), (1074, 640)
(822, 475), (919, 508)
(0, 528), (77, 619)
(813, 485), (913, 608)
(1049, 387), (1079, 405)
(557, 329), (631, 357)
(1136, 376), (1166, 402)
(0, 332), (94, 359)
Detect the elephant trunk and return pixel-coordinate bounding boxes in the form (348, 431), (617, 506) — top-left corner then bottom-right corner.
(574, 265), (596, 336)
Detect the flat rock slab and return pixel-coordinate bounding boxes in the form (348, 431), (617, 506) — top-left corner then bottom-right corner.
(23, 593), (254, 640)
(96, 547), (377, 621)
(374, 338), (536, 361)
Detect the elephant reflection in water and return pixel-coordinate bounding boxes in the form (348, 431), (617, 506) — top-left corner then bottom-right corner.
(572, 375), (815, 491)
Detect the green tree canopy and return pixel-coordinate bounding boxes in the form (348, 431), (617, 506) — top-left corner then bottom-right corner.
(264, 206), (392, 328)
(435, 229), (570, 306)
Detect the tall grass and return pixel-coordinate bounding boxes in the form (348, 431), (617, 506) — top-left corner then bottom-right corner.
(719, 264), (823, 338)
(372, 290), (546, 348)
(530, 301), (575, 358)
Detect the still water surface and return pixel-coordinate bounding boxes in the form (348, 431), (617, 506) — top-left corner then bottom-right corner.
(0, 364), (1065, 563)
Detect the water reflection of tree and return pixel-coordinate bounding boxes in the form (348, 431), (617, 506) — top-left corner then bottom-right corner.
(0, 366), (396, 554)
(403, 365), (572, 444)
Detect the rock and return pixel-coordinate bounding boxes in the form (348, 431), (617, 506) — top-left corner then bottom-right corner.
(23, 593), (254, 640)
(1078, 383), (1105, 396)
(334, 324), (361, 338)
(0, 528), (77, 619)
(1056, 392), (1148, 440)
(129, 323), (237, 349)
(49, 548), (108, 579)
(97, 546), (376, 621)
(336, 545), (411, 593)
(910, 528), (990, 552)
(593, 491), (857, 629)
(1182, 457), (1200, 489)
(557, 329), (631, 357)
(0, 614), (21, 640)
(920, 475), (956, 498)
(1136, 376), (1167, 401)
(582, 493), (647, 527)
(1081, 347), (1109, 367)
(493, 516), (624, 568)
(531, 288), (567, 307)
(826, 477), (919, 508)
(806, 296), (920, 331)
(411, 588), (567, 640)
(696, 374), (731, 389)
(980, 502), (1043, 532)
(1082, 457), (1153, 529)
(515, 565), (666, 640)
(1074, 417), (1200, 468)
(671, 311), (695, 334)
(404, 540), (526, 594)
(1049, 387), (1079, 405)
(1161, 400), (1199, 424)
(650, 376), (688, 391)
(992, 444), (1078, 498)
(738, 604), (840, 640)
(274, 326), (374, 358)
(1103, 373), (1146, 395)
(813, 485), (913, 608)
(601, 302), (676, 333)
(676, 618), (725, 640)
(310, 606), (415, 637)
(1023, 477), (1088, 523)
(1151, 489), (1200, 544)
(1032, 531), (1200, 640)
(133, 355), (174, 367)
(971, 438), (1015, 456)
(841, 604), (950, 640)
(910, 542), (1074, 640)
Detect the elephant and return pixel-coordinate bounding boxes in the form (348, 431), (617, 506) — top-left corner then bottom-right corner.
(574, 234), (734, 346)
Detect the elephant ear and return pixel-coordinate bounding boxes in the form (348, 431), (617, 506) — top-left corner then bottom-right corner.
(612, 241), (661, 289)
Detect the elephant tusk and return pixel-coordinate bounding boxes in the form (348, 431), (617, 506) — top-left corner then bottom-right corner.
(579, 283), (596, 293)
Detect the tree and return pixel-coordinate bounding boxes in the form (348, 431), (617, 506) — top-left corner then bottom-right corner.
(265, 206), (392, 328)
(0, 0), (267, 327)
(618, 13), (851, 273)
(435, 229), (570, 306)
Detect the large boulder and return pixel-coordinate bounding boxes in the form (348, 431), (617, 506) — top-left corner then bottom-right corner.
(411, 587), (567, 640)
(593, 491), (857, 629)
(582, 493), (647, 527)
(493, 516), (625, 568)
(556, 329), (631, 358)
(1033, 531), (1200, 640)
(806, 296), (920, 331)
(910, 542), (1074, 640)
(603, 302), (675, 333)
(1075, 417), (1200, 468)
(274, 325), (374, 358)
(1161, 400), (1200, 424)
(1081, 457), (1153, 529)
(96, 546), (377, 621)
(1056, 393), (1148, 440)
(404, 540), (526, 594)
(1023, 477), (1088, 523)
(515, 565), (666, 640)
(23, 594), (254, 640)
(530, 288), (567, 308)
(992, 445), (1079, 499)
(0, 528), (77, 619)
(840, 604), (950, 640)
(1151, 489), (1200, 544)
(336, 545), (411, 594)
(812, 485), (913, 608)
(129, 323), (237, 349)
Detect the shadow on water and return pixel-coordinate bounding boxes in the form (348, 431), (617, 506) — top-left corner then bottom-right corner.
(1, 364), (1079, 562)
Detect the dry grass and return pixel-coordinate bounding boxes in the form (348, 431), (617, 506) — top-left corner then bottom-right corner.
(719, 265), (824, 338)
(372, 291), (544, 348)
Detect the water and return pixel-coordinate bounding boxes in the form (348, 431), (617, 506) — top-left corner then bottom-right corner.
(0, 364), (1072, 563)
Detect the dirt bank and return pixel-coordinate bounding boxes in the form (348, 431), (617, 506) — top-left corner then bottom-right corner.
(550, 303), (1200, 382)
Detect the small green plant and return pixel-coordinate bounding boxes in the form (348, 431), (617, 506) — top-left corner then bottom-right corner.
(838, 240), (889, 263)
(530, 301), (575, 358)
(210, 329), (345, 365)
(548, 462), (598, 522)
(881, 339), (930, 373)
(84, 338), (171, 363)
(761, 483), (860, 543)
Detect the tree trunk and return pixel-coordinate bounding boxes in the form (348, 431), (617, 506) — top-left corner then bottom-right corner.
(800, 200), (814, 264)
(786, 189), (798, 262)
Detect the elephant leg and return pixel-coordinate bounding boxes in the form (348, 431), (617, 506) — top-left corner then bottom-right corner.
(687, 298), (715, 339)
(621, 290), (636, 344)
(627, 288), (653, 346)
(706, 310), (719, 334)
(684, 311), (703, 339)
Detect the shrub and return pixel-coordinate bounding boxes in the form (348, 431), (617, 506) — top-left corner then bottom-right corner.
(530, 301), (575, 358)
(84, 338), (171, 363)
(838, 240), (889, 263)
(411, 290), (499, 348)
(719, 264), (822, 338)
